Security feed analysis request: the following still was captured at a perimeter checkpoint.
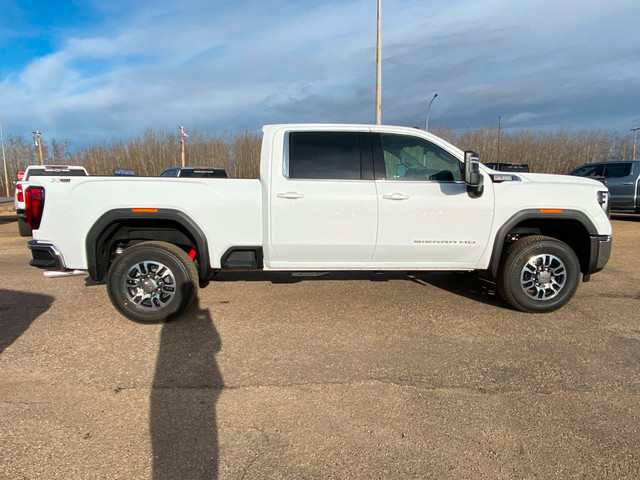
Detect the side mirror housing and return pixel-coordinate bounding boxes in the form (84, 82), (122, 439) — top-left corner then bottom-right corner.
(464, 150), (484, 197)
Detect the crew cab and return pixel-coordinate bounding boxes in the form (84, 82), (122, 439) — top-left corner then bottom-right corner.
(14, 165), (89, 236)
(24, 124), (612, 322)
(568, 161), (640, 213)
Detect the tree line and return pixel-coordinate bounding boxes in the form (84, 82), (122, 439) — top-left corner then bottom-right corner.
(1, 126), (634, 195)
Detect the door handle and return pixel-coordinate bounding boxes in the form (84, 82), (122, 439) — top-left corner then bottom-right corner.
(276, 192), (304, 199)
(622, 182), (634, 185)
(382, 193), (410, 200)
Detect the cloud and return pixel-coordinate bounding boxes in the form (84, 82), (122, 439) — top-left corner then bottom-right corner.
(0, 0), (639, 143)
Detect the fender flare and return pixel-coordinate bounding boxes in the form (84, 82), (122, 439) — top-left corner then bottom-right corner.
(488, 209), (598, 278)
(86, 208), (211, 281)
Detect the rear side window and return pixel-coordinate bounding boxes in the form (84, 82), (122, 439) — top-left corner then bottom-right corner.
(603, 163), (632, 178)
(26, 169), (87, 180)
(288, 132), (362, 180)
(179, 169), (228, 178)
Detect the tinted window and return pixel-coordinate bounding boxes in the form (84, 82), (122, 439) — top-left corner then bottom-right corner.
(26, 169), (87, 180)
(570, 164), (604, 177)
(161, 169), (178, 177)
(380, 134), (461, 181)
(180, 169), (228, 178)
(603, 163), (632, 178)
(288, 132), (361, 180)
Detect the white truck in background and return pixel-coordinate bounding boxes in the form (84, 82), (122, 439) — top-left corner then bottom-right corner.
(24, 124), (612, 322)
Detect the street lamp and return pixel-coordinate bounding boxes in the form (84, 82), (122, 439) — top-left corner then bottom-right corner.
(425, 93), (438, 131)
(631, 127), (640, 161)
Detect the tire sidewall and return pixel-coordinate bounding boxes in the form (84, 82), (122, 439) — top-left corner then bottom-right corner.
(501, 238), (581, 313)
(107, 244), (194, 323)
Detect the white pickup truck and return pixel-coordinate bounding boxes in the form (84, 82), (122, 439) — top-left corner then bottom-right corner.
(14, 164), (89, 236)
(25, 124), (612, 322)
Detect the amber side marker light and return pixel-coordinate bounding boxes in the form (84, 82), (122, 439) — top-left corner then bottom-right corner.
(540, 209), (563, 213)
(131, 208), (158, 213)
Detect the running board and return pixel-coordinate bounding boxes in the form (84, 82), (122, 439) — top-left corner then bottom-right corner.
(43, 269), (88, 278)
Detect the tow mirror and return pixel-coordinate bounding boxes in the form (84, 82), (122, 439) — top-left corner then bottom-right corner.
(464, 150), (484, 197)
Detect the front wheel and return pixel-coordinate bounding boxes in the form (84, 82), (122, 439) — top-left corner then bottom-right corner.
(497, 235), (581, 313)
(107, 241), (198, 323)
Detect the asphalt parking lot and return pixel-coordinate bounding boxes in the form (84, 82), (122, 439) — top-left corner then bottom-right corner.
(0, 213), (639, 479)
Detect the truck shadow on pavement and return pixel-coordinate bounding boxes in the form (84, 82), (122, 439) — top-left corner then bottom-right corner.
(150, 298), (223, 480)
(213, 270), (509, 309)
(408, 272), (507, 309)
(0, 289), (53, 354)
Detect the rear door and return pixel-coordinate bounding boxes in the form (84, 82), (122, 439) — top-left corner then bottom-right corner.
(268, 130), (378, 266)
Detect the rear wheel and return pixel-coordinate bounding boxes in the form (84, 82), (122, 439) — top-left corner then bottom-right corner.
(107, 241), (198, 323)
(17, 217), (32, 237)
(497, 235), (581, 313)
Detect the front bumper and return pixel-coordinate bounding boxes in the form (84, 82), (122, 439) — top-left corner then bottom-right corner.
(28, 240), (66, 270)
(586, 234), (612, 275)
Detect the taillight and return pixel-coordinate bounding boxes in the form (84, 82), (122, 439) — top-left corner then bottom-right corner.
(16, 184), (24, 203)
(25, 186), (45, 230)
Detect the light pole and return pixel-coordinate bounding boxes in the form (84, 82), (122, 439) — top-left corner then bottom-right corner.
(375, 0), (382, 125)
(425, 93), (438, 131)
(631, 127), (640, 161)
(0, 119), (8, 197)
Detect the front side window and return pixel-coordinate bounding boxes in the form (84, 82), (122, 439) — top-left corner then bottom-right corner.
(380, 134), (461, 181)
(570, 164), (604, 177)
(288, 132), (361, 180)
(603, 163), (632, 178)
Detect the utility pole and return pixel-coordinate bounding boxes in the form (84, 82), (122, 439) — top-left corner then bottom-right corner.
(180, 126), (188, 167)
(33, 130), (43, 165)
(631, 127), (640, 161)
(375, 0), (382, 125)
(1, 119), (8, 197)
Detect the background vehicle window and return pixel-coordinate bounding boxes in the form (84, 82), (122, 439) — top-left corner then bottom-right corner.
(25, 169), (87, 180)
(380, 134), (461, 181)
(603, 163), (632, 178)
(288, 132), (361, 180)
(570, 164), (604, 177)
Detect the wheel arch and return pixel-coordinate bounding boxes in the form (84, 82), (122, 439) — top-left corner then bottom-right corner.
(488, 209), (598, 279)
(86, 208), (212, 282)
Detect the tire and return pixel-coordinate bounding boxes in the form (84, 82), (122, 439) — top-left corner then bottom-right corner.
(18, 217), (32, 237)
(497, 235), (581, 313)
(107, 241), (198, 323)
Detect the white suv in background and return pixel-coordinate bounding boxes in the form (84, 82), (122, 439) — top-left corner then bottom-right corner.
(14, 165), (88, 236)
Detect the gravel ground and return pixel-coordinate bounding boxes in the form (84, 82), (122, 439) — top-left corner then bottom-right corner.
(0, 214), (639, 479)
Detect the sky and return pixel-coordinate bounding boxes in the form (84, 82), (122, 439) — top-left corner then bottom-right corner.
(0, 0), (639, 144)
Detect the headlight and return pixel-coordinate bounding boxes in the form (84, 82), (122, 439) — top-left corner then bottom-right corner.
(597, 190), (610, 217)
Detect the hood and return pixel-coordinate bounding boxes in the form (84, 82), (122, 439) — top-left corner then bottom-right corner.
(516, 172), (605, 188)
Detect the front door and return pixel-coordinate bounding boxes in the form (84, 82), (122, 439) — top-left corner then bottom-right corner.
(372, 133), (495, 269)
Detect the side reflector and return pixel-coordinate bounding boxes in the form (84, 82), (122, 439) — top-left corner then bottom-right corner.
(131, 208), (158, 213)
(540, 209), (563, 213)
